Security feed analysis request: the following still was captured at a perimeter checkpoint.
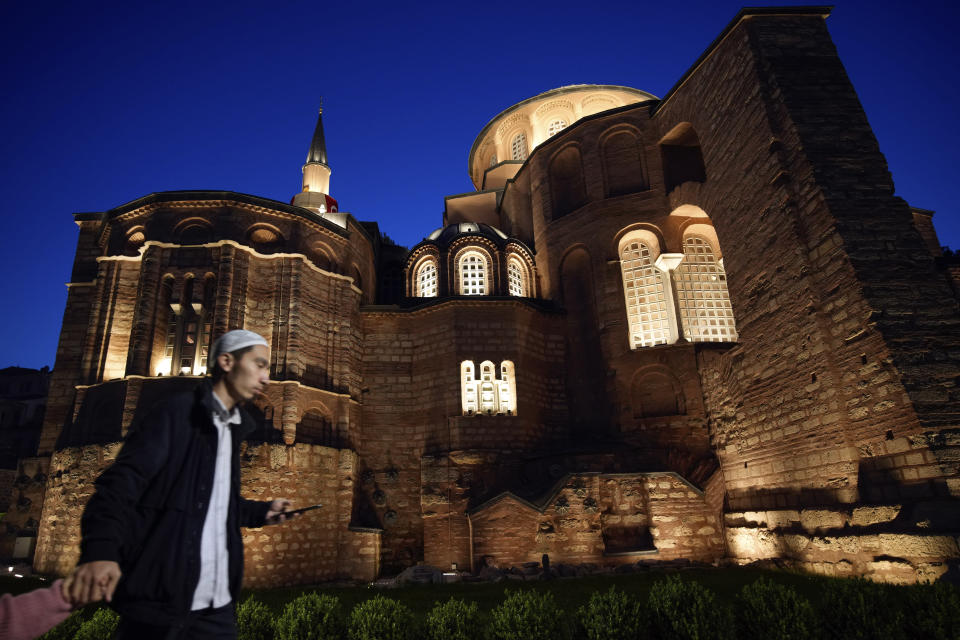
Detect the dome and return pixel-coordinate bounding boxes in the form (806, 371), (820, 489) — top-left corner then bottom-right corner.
(424, 222), (509, 247)
(468, 84), (658, 189)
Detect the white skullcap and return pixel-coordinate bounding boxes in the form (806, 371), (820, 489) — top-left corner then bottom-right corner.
(208, 329), (269, 369)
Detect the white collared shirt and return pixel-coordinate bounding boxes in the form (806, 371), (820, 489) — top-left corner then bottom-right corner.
(191, 393), (239, 610)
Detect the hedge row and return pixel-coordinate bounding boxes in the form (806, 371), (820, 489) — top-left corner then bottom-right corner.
(39, 575), (960, 640)
(239, 576), (959, 640)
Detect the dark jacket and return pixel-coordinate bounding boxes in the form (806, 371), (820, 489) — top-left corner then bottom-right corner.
(79, 382), (271, 624)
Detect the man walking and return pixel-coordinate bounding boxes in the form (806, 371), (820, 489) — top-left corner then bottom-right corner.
(68, 330), (295, 638)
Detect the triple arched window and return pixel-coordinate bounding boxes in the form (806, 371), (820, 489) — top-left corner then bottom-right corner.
(461, 360), (517, 415)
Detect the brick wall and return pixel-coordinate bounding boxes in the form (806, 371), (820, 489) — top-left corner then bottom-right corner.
(34, 441), (377, 584)
(469, 472), (723, 568)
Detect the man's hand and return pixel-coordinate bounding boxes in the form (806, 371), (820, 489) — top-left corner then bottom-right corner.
(67, 560), (121, 606)
(264, 498), (297, 525)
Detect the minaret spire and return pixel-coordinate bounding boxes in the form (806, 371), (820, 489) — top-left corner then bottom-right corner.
(293, 101), (340, 223)
(306, 99), (328, 166)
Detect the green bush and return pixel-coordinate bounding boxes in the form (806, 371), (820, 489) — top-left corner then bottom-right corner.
(735, 577), (818, 640)
(238, 596), (276, 640)
(490, 589), (566, 640)
(576, 586), (645, 640)
(901, 580), (960, 640)
(425, 597), (482, 640)
(74, 607), (120, 640)
(647, 575), (733, 640)
(817, 578), (905, 640)
(36, 611), (83, 640)
(275, 592), (345, 640)
(348, 595), (417, 640)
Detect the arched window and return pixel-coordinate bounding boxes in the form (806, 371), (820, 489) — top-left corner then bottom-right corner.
(675, 236), (738, 342)
(659, 123), (706, 193)
(511, 133), (528, 161)
(296, 408), (336, 446)
(159, 275), (214, 376)
(549, 146), (587, 219)
(479, 361), (496, 413)
(458, 251), (487, 295)
(620, 240), (670, 348)
(499, 361), (517, 414)
(415, 259), (438, 297)
(461, 359), (517, 416)
(548, 119), (567, 137)
(489, 154), (498, 167)
(461, 361), (477, 414)
(602, 130), (648, 197)
(507, 258), (526, 297)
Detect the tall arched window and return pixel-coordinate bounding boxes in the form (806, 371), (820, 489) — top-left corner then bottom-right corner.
(548, 119), (567, 137)
(675, 236), (738, 342)
(511, 133), (528, 161)
(415, 259), (438, 297)
(458, 251), (487, 295)
(159, 275), (214, 376)
(659, 123), (706, 194)
(620, 241), (670, 348)
(507, 258), (526, 297)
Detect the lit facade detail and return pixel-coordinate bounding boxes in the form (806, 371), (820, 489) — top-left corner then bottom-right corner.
(620, 240), (670, 348)
(458, 252), (487, 295)
(460, 359), (517, 415)
(675, 236), (738, 342)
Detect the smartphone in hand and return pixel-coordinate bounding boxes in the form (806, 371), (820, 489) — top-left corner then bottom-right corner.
(285, 504), (322, 516)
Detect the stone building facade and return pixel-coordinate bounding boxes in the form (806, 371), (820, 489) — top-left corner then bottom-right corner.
(22, 6), (960, 585)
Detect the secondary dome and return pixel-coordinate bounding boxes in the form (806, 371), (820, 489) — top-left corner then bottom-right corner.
(468, 84), (658, 189)
(424, 222), (509, 247)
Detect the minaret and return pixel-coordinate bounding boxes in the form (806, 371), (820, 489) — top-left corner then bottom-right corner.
(293, 102), (339, 220)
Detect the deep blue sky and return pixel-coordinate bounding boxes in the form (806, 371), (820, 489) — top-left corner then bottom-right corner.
(1, 1), (957, 370)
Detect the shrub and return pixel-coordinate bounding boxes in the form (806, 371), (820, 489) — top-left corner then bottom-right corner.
(348, 595), (417, 640)
(237, 596), (276, 640)
(37, 611), (83, 640)
(647, 575), (733, 640)
(425, 597), (482, 640)
(74, 607), (120, 640)
(276, 592), (346, 640)
(490, 589), (565, 640)
(817, 578), (905, 640)
(576, 586), (645, 640)
(901, 580), (960, 640)
(735, 577), (817, 640)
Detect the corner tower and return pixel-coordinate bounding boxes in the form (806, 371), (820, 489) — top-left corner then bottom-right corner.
(293, 103), (339, 217)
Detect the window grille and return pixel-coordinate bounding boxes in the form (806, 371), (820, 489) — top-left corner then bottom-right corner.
(620, 241), (670, 348)
(459, 252), (487, 295)
(416, 260), (438, 297)
(548, 119), (567, 137)
(675, 236), (738, 342)
(511, 133), (528, 161)
(461, 360), (517, 415)
(507, 260), (525, 296)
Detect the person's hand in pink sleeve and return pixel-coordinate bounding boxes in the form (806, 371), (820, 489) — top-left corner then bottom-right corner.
(0, 578), (74, 640)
